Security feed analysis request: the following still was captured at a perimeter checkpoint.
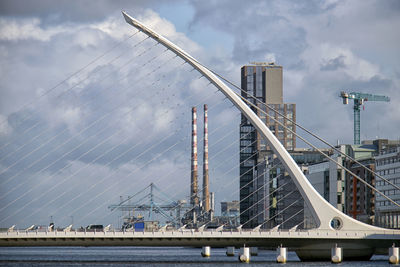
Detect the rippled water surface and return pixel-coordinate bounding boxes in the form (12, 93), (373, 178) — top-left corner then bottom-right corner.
(0, 246), (389, 266)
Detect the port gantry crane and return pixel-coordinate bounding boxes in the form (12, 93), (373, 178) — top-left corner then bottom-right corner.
(340, 91), (390, 145)
(108, 183), (190, 228)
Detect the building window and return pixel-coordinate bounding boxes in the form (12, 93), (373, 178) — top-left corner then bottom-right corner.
(241, 140), (252, 146)
(241, 126), (253, 132)
(255, 66), (263, 98)
(243, 159), (255, 167)
(242, 147), (253, 153)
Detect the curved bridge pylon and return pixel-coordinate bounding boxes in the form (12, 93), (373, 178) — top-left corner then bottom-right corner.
(122, 11), (396, 233)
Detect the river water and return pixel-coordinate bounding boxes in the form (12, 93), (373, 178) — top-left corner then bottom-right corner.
(0, 246), (389, 266)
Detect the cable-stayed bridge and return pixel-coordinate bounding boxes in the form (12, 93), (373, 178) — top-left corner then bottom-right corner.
(0, 12), (399, 262)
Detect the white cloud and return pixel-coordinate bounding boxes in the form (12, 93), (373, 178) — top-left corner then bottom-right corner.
(302, 43), (380, 81)
(57, 107), (82, 133)
(284, 69), (304, 98)
(139, 9), (202, 56)
(0, 15), (134, 45)
(264, 53), (276, 63)
(90, 17), (132, 40)
(0, 114), (12, 136)
(0, 18), (63, 41)
(1, 0), (399, 228)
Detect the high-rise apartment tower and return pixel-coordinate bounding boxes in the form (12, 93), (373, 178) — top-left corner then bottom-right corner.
(239, 62), (296, 228)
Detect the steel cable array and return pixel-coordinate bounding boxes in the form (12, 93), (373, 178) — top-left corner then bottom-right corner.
(0, 31), (142, 153)
(2, 14), (398, 232)
(0, 49), (179, 205)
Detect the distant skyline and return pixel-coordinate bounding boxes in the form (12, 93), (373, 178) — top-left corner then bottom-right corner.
(0, 0), (399, 228)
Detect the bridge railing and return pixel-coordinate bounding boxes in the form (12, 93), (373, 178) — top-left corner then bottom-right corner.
(2, 228), (399, 239)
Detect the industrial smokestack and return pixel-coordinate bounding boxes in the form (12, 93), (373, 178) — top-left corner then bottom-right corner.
(191, 107), (199, 206)
(202, 104), (210, 212)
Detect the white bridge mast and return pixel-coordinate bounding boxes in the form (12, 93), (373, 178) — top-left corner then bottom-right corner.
(122, 11), (390, 232)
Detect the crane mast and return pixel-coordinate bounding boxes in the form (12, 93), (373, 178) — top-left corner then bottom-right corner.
(340, 91), (390, 145)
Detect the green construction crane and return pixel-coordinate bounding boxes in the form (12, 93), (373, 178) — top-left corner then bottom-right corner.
(340, 91), (390, 145)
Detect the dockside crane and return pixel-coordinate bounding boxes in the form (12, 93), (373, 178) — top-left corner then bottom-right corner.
(340, 91), (390, 145)
(108, 183), (190, 228)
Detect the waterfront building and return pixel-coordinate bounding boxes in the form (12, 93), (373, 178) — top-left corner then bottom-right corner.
(305, 139), (400, 227)
(344, 139), (400, 224)
(375, 146), (400, 228)
(305, 143), (376, 225)
(345, 154), (376, 224)
(307, 146), (346, 211)
(266, 148), (331, 229)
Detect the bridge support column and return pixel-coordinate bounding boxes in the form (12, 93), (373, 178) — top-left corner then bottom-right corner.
(201, 246), (210, 257)
(331, 244), (342, 264)
(239, 246), (250, 262)
(250, 247), (258, 256)
(276, 245), (287, 263)
(389, 245), (399, 264)
(226, 246), (235, 256)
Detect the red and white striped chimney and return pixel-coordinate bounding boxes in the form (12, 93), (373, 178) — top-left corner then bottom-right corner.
(191, 107), (199, 206)
(202, 104), (210, 212)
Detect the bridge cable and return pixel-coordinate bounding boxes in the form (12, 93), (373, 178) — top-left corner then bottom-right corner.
(0, 36), (157, 172)
(0, 34), (154, 161)
(205, 69), (400, 194)
(0, 51), (181, 205)
(239, 94), (400, 208)
(0, 31), (141, 151)
(58, 88), (228, 224)
(99, 112), (245, 225)
(14, 72), (206, 226)
(179, 56), (400, 208)
(0, 47), (176, 191)
(4, 57), (199, 225)
(10, 68), (217, 225)
(0, 39), (163, 175)
(172, 49), (400, 196)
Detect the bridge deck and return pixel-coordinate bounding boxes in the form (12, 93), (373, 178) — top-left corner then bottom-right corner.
(1, 229), (398, 249)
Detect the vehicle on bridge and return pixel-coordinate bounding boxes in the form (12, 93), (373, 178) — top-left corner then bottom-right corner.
(86, 224), (103, 232)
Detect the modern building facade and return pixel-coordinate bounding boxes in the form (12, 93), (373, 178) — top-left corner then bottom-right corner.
(375, 146), (400, 228)
(305, 144), (375, 225)
(304, 140), (400, 227)
(344, 139), (400, 224)
(239, 63), (296, 228)
(345, 157), (376, 224)
(306, 147), (345, 209)
(266, 148), (332, 229)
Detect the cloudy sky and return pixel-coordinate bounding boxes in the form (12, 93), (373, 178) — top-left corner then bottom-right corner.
(0, 0), (399, 228)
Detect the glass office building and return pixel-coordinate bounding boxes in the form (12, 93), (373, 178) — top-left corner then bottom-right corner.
(239, 63), (296, 228)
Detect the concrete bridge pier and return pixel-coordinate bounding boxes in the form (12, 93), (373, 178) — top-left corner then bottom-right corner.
(389, 245), (399, 264)
(295, 243), (374, 261)
(331, 244), (342, 263)
(276, 245), (287, 263)
(239, 246), (250, 263)
(226, 246), (235, 256)
(201, 246), (210, 257)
